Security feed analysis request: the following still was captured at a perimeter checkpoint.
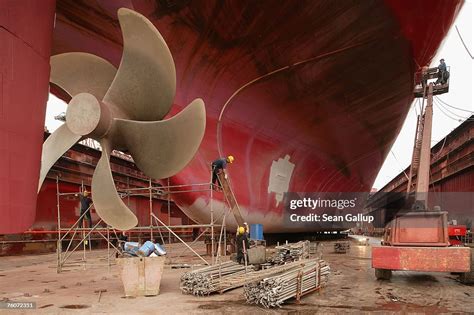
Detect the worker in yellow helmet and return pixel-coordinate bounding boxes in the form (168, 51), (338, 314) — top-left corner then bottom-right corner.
(211, 155), (234, 191)
(236, 222), (249, 264)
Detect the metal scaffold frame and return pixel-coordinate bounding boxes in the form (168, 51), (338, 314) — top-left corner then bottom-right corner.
(54, 171), (232, 273)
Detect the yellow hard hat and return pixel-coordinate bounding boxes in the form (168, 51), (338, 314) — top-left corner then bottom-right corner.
(238, 226), (245, 234)
(227, 155), (234, 163)
(83, 190), (89, 196)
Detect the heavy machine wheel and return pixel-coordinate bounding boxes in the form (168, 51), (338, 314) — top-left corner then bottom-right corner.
(460, 246), (474, 284)
(375, 268), (392, 280)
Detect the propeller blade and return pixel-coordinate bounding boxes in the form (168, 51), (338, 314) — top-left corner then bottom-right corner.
(38, 124), (81, 192)
(114, 99), (206, 179)
(103, 8), (176, 121)
(50, 53), (117, 99)
(91, 140), (138, 230)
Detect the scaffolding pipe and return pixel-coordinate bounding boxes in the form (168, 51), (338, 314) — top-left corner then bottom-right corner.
(56, 177), (61, 273)
(152, 213), (209, 265)
(53, 175), (222, 271)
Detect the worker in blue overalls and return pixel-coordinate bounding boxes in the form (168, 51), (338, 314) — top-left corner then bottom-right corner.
(211, 155), (234, 190)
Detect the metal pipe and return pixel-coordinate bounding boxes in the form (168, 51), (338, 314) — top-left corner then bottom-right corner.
(149, 179), (154, 241)
(167, 177), (171, 245)
(152, 213), (209, 265)
(61, 220), (103, 265)
(56, 176), (61, 273)
(210, 170), (214, 265)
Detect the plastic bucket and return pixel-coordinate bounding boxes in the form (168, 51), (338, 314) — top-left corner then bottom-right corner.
(250, 224), (264, 240)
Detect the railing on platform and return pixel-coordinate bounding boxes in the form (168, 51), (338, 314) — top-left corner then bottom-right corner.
(414, 66), (450, 98)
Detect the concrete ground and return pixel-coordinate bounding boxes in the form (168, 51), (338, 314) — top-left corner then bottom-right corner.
(0, 238), (473, 314)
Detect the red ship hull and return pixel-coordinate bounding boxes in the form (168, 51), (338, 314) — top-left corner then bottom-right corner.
(0, 0), (56, 234)
(0, 0), (463, 233)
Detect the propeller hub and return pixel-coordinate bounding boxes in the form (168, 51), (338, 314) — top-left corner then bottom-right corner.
(66, 93), (112, 137)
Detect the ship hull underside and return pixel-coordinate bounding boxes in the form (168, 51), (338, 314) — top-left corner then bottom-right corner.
(0, 0), (462, 233)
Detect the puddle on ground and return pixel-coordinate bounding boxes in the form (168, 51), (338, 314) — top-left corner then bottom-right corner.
(60, 304), (90, 309)
(39, 304), (54, 309)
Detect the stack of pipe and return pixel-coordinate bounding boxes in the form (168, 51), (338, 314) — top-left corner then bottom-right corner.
(216, 260), (316, 293)
(180, 261), (246, 296)
(244, 259), (330, 308)
(181, 259), (319, 296)
(270, 241), (310, 265)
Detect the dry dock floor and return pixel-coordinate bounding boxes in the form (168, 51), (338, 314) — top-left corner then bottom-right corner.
(0, 237), (473, 314)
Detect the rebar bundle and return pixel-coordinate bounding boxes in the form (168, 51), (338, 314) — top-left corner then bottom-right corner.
(270, 241), (310, 265)
(180, 259), (321, 296)
(244, 259), (330, 308)
(180, 261), (246, 296)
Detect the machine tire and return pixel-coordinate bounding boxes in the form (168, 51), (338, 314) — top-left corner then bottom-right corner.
(460, 247), (474, 284)
(375, 268), (392, 280)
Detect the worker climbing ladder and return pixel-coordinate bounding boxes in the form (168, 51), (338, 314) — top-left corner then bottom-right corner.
(216, 172), (245, 227)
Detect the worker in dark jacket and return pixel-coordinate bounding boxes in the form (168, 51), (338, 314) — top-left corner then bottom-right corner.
(78, 190), (93, 228)
(236, 223), (249, 264)
(436, 58), (449, 84)
(211, 155), (234, 190)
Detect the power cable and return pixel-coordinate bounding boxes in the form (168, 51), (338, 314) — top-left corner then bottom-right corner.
(434, 100), (468, 122)
(434, 98), (472, 120)
(435, 98), (474, 121)
(390, 150), (409, 181)
(455, 25), (474, 60)
(435, 96), (474, 114)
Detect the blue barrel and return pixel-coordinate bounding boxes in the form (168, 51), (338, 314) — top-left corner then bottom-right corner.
(250, 224), (264, 240)
(137, 241), (155, 257)
(154, 243), (167, 256)
(123, 242), (140, 256)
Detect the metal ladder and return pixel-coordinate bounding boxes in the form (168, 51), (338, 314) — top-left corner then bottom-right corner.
(216, 172), (245, 227)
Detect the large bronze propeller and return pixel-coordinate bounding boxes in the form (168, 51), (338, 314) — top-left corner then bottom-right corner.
(38, 8), (206, 230)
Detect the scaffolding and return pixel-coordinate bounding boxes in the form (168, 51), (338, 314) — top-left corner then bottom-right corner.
(54, 172), (233, 273)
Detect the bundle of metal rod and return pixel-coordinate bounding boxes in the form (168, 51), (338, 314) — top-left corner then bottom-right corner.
(180, 261), (246, 295)
(334, 241), (350, 253)
(181, 259), (319, 296)
(244, 259), (330, 308)
(270, 241), (310, 265)
(215, 259), (317, 293)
